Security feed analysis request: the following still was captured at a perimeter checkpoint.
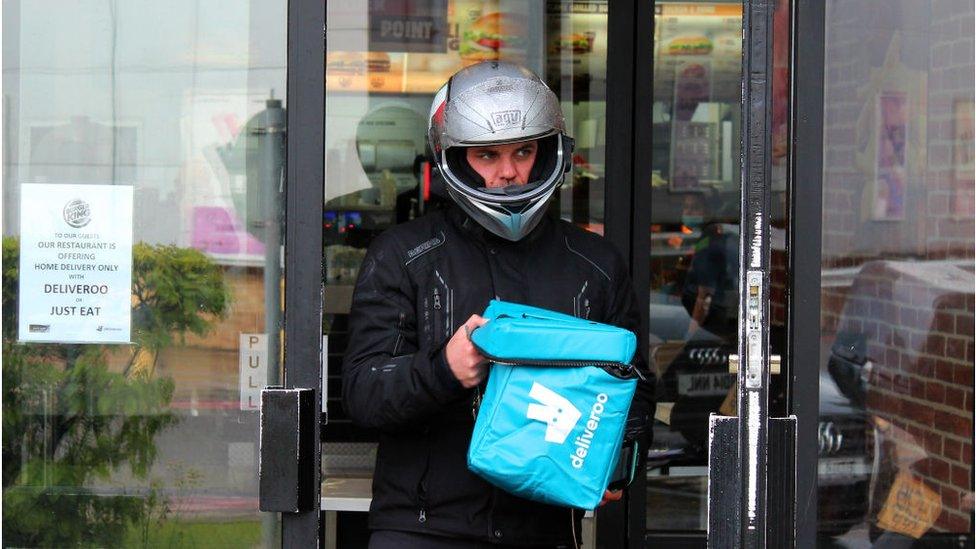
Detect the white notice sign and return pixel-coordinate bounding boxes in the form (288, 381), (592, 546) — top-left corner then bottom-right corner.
(18, 184), (133, 343)
(240, 333), (268, 410)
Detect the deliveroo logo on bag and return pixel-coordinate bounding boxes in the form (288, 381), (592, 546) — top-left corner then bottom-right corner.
(525, 382), (612, 470)
(526, 382), (582, 444)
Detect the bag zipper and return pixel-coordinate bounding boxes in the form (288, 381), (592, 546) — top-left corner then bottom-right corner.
(471, 385), (483, 420)
(473, 345), (646, 381)
(467, 320), (646, 381)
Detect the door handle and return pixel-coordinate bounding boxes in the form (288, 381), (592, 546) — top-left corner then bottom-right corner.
(259, 387), (317, 513)
(728, 354), (781, 375)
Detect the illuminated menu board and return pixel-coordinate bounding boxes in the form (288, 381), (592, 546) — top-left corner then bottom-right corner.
(327, 1), (540, 94)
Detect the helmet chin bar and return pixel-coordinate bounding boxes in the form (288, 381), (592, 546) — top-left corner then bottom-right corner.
(448, 184), (559, 242)
(480, 181), (544, 196)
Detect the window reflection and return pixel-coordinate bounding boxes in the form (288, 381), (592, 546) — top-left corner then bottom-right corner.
(819, 0), (975, 545)
(646, 0), (791, 535)
(2, 2), (286, 546)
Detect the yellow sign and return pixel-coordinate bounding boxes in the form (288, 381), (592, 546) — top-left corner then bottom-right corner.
(876, 471), (942, 539)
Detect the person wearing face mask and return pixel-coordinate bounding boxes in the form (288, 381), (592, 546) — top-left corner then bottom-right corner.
(342, 61), (654, 548)
(680, 192), (737, 340)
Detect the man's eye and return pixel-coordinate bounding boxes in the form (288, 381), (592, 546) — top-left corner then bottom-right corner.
(477, 151), (496, 160)
(516, 148), (534, 158)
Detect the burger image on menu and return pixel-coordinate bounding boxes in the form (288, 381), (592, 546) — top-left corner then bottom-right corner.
(366, 51), (392, 73)
(552, 32), (596, 54)
(667, 35), (713, 55)
(460, 12), (527, 62)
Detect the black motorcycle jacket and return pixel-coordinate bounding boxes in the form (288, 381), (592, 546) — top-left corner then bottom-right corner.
(342, 205), (654, 546)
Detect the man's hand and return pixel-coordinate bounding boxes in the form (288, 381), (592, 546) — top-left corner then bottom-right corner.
(445, 315), (489, 388)
(599, 489), (623, 507)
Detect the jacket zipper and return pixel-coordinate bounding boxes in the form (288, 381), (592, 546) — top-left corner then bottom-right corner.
(471, 382), (486, 420)
(432, 287), (444, 346)
(417, 426), (431, 523)
(488, 486), (499, 539)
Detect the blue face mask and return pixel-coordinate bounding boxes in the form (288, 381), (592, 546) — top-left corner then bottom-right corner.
(682, 215), (704, 230)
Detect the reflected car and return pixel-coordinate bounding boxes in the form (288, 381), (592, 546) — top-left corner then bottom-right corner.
(823, 259), (974, 543)
(648, 294), (873, 540)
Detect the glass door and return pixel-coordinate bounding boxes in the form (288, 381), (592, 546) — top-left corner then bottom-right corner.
(2, 2), (287, 547)
(644, 0), (792, 543)
(319, 1), (623, 546)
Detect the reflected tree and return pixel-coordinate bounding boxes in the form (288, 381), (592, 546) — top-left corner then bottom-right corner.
(1, 237), (229, 546)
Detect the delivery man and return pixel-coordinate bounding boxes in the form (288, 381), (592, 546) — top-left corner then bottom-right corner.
(343, 61), (653, 548)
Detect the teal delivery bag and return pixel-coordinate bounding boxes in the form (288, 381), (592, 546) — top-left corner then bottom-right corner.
(466, 300), (639, 510)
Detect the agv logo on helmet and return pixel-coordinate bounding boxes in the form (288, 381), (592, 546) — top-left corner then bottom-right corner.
(491, 110), (522, 129)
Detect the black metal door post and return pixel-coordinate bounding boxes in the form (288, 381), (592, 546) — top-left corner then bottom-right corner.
(707, 1), (797, 547)
(260, 0), (327, 546)
(789, 0), (826, 546)
(605, 0), (654, 545)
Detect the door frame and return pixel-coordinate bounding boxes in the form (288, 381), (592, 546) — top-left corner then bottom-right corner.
(631, 0), (827, 547)
(282, 0), (325, 545)
(788, 0), (825, 546)
(279, 0), (827, 546)
(604, 0), (655, 547)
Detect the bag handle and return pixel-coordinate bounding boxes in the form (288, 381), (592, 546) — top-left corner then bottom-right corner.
(466, 322), (644, 380)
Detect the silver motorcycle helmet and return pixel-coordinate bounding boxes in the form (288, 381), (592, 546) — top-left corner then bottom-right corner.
(427, 61), (574, 241)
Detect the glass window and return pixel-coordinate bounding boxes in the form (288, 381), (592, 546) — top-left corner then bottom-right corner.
(2, 2), (286, 546)
(645, 0), (792, 536)
(818, 1), (974, 545)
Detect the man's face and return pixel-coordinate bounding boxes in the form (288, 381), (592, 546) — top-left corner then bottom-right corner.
(465, 140), (538, 188)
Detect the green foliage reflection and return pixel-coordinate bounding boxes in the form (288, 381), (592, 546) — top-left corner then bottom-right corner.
(2, 237), (230, 547)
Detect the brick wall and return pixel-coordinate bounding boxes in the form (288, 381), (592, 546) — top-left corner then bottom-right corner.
(839, 261), (974, 532)
(822, 0), (974, 534)
(167, 268), (272, 403)
(924, 1), (976, 260)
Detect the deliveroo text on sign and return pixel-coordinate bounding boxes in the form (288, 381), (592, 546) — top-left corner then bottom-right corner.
(18, 184), (133, 344)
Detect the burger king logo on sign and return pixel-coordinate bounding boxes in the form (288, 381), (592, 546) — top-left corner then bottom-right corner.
(63, 199), (92, 228)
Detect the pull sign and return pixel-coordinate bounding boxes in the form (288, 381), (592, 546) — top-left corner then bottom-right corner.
(240, 333), (269, 410)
